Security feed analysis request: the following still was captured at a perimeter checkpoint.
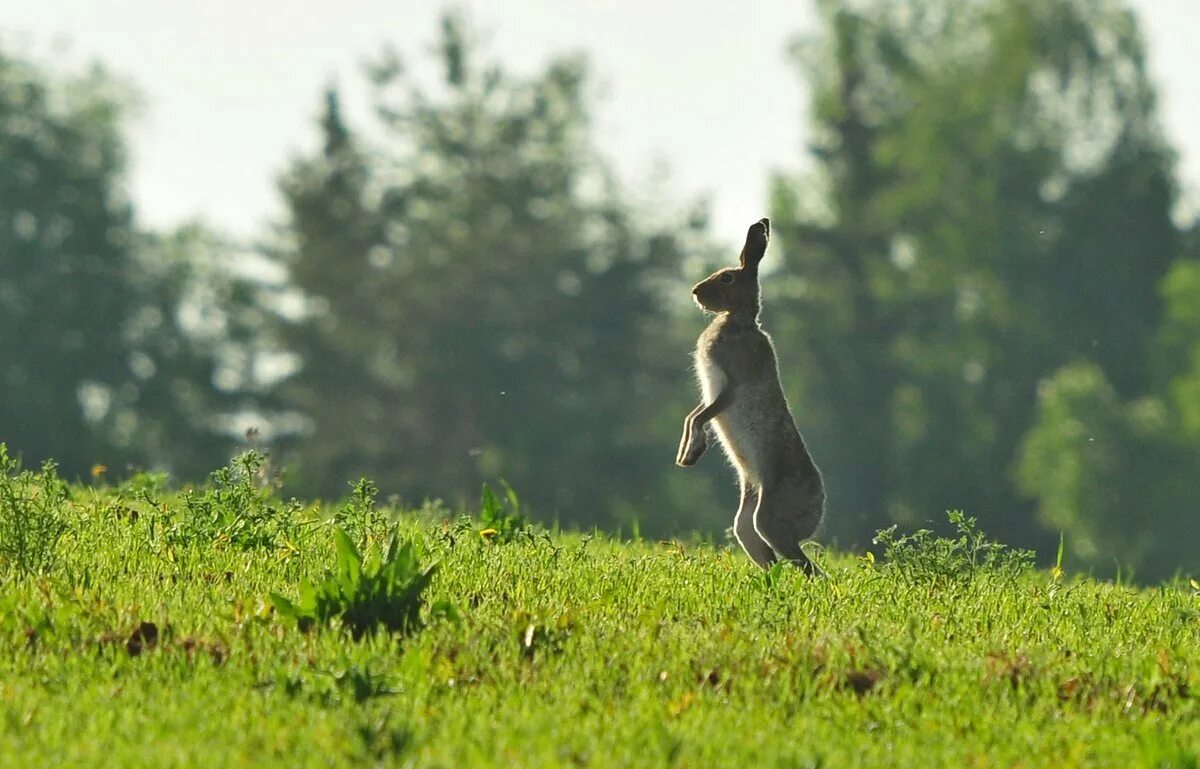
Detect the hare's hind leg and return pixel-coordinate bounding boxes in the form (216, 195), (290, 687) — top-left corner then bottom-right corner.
(734, 477), (777, 569)
(754, 483), (823, 576)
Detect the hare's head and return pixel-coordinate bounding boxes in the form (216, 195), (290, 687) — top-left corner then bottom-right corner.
(692, 218), (769, 317)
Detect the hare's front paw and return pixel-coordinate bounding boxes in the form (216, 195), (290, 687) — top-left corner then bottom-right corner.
(676, 427), (708, 467)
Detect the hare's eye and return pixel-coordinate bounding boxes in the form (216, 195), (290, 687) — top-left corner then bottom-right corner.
(719, 273), (735, 284)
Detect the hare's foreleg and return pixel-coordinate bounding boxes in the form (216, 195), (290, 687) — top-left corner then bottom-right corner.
(676, 402), (709, 467)
(675, 390), (732, 467)
(754, 487), (823, 576)
(734, 477), (777, 568)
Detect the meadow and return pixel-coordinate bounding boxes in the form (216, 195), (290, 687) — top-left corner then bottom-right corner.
(1, 447), (1197, 768)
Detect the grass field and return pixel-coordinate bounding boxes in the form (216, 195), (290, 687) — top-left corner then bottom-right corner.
(1, 449), (1198, 768)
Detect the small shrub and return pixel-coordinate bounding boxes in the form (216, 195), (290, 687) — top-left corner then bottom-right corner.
(0, 444), (70, 576)
(871, 509), (1034, 583)
(276, 664), (399, 707)
(332, 478), (383, 550)
(270, 527), (444, 640)
(169, 451), (300, 550)
(120, 470), (169, 499)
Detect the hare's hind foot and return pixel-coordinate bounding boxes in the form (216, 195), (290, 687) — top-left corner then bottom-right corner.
(753, 485), (823, 576)
(792, 550), (824, 578)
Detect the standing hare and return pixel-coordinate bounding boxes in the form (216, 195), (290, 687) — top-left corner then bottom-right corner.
(676, 218), (825, 574)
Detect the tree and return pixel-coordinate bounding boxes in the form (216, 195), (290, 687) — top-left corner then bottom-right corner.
(268, 14), (712, 530)
(0, 49), (140, 475)
(0, 46), (264, 479)
(101, 225), (279, 480)
(771, 0), (1178, 549)
(1018, 236), (1200, 579)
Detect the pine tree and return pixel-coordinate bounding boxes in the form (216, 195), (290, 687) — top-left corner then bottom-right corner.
(772, 0), (1179, 549)
(269, 15), (707, 530)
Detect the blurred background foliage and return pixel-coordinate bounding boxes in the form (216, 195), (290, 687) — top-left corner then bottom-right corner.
(1, 1), (1195, 578)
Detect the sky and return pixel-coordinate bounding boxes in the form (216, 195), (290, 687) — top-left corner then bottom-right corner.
(3, 1), (1197, 248)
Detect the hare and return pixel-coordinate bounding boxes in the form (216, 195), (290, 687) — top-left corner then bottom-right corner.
(675, 218), (825, 574)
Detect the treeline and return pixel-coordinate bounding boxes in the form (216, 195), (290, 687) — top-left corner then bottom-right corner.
(1, 2), (1196, 578)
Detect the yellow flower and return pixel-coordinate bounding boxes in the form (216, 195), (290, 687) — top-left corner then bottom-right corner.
(666, 692), (694, 717)
(479, 528), (498, 540)
(90, 464), (107, 480)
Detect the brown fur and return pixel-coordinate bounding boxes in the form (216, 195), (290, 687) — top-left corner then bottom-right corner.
(675, 218), (825, 573)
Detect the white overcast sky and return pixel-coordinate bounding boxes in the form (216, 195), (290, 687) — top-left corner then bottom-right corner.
(3, 1), (1197, 247)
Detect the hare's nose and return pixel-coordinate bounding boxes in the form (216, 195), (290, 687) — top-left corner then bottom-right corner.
(691, 285), (701, 296)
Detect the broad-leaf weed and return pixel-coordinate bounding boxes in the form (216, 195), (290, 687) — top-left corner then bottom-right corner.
(271, 527), (444, 640)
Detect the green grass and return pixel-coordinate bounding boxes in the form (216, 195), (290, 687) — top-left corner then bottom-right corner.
(1, 451), (1198, 768)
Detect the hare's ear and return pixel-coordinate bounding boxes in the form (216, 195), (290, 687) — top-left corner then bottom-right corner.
(739, 218), (770, 272)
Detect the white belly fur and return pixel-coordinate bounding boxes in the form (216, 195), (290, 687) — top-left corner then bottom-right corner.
(697, 354), (768, 485)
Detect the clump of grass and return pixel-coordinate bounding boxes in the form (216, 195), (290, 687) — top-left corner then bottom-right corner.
(871, 509), (1035, 583)
(0, 444), (70, 576)
(270, 527), (445, 640)
(476, 481), (532, 543)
